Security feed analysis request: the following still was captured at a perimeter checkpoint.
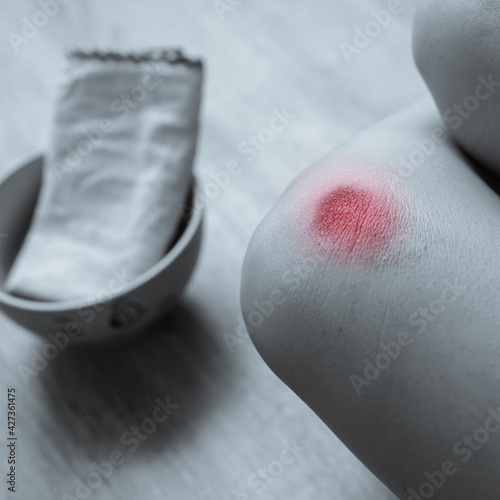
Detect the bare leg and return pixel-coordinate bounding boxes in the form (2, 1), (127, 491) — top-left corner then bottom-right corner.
(241, 96), (500, 499)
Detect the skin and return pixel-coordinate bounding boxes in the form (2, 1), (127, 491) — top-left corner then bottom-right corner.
(241, 3), (500, 498)
(241, 96), (500, 498)
(413, 0), (500, 175)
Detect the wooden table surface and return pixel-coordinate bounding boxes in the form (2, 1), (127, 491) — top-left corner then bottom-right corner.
(0, 1), (428, 498)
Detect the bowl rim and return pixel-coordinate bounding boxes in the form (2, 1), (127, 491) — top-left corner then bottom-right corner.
(0, 154), (204, 312)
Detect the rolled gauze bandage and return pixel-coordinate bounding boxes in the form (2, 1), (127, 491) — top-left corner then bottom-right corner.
(5, 49), (203, 302)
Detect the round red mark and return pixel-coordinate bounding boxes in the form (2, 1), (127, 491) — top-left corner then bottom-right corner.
(299, 171), (403, 259)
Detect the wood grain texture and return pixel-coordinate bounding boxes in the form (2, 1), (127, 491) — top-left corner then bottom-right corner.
(0, 1), (427, 498)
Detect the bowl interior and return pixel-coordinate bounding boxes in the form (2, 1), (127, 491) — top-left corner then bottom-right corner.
(0, 156), (193, 301)
(0, 157), (41, 285)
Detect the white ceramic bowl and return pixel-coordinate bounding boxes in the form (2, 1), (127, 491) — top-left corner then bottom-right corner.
(0, 155), (204, 343)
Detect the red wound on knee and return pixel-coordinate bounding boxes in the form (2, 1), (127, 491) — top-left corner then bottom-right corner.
(299, 171), (403, 259)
